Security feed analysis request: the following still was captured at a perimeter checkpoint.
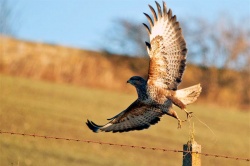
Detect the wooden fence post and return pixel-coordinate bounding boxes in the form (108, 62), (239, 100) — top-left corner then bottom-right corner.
(183, 122), (201, 166)
(183, 140), (201, 166)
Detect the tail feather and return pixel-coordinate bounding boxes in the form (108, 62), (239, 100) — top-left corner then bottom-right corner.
(175, 84), (202, 105)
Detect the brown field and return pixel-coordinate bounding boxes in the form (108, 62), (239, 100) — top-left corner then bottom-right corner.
(0, 74), (249, 166)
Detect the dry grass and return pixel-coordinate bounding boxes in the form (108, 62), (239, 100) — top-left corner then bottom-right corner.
(0, 74), (249, 166)
(1, 36), (249, 108)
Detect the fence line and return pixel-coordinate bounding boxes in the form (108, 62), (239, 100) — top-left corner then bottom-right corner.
(0, 130), (249, 162)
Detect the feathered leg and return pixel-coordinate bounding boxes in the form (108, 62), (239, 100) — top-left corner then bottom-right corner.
(166, 109), (186, 129)
(167, 96), (193, 120)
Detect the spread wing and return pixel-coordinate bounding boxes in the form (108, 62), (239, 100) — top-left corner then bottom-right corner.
(144, 1), (187, 90)
(86, 100), (164, 133)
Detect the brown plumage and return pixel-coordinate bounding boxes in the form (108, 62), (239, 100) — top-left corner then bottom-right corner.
(86, 1), (202, 133)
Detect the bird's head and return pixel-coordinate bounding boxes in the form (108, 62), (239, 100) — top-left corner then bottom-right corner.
(127, 76), (147, 87)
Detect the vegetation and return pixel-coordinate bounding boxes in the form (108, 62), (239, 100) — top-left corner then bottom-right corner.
(0, 74), (249, 166)
(0, 36), (249, 109)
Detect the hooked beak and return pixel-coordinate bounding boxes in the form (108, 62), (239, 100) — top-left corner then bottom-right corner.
(127, 80), (131, 84)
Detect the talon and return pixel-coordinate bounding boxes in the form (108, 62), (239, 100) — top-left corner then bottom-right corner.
(177, 119), (186, 129)
(178, 120), (182, 129)
(187, 112), (193, 119)
(184, 109), (193, 119)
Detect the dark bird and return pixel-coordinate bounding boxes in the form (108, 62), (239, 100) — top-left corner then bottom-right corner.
(86, 1), (202, 133)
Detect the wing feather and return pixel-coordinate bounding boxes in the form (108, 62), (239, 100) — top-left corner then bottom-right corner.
(148, 5), (157, 22)
(143, 23), (151, 35)
(143, 1), (187, 90)
(155, 1), (162, 18)
(163, 1), (167, 17)
(86, 100), (164, 133)
(143, 13), (154, 28)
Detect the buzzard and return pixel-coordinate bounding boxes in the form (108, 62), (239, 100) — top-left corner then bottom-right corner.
(86, 1), (202, 133)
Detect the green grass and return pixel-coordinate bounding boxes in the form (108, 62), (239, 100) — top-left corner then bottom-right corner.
(0, 74), (249, 166)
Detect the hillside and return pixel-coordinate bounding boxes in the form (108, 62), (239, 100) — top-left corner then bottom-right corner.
(0, 36), (249, 109)
(0, 74), (249, 166)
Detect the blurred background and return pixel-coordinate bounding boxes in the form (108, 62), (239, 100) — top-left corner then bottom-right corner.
(0, 0), (250, 165)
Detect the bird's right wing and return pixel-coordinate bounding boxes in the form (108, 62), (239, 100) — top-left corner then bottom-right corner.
(86, 100), (164, 133)
(144, 1), (187, 90)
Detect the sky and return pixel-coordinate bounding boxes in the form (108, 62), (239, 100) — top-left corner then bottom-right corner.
(5, 0), (250, 54)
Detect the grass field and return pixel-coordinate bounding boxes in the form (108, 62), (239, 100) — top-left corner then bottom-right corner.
(0, 74), (249, 166)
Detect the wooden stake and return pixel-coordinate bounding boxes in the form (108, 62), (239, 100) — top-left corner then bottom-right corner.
(183, 140), (201, 166)
(183, 122), (201, 166)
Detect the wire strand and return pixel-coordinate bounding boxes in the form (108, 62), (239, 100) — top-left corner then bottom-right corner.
(0, 130), (249, 162)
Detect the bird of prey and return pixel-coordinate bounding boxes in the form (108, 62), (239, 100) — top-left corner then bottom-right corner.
(86, 1), (202, 133)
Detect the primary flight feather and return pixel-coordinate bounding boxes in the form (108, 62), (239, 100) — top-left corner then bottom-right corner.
(86, 1), (202, 133)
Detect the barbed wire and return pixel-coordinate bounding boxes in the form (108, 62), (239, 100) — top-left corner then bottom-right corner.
(0, 130), (249, 162)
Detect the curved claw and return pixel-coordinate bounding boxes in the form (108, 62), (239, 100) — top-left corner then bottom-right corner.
(184, 109), (193, 119)
(187, 112), (193, 119)
(177, 119), (187, 129)
(177, 120), (182, 129)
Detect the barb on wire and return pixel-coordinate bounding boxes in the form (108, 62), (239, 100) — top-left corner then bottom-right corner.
(0, 130), (249, 162)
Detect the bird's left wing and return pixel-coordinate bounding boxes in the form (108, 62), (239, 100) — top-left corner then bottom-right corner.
(86, 100), (164, 133)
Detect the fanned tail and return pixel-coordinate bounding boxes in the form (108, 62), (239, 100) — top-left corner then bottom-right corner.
(175, 84), (202, 105)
